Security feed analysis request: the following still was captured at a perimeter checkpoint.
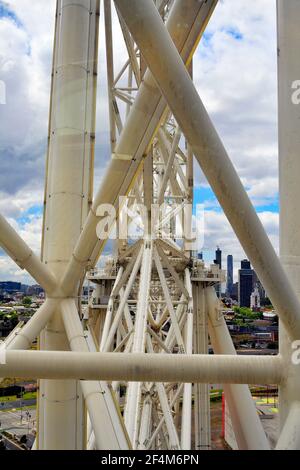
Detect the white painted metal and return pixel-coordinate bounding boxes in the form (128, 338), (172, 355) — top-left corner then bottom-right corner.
(277, 0), (300, 447)
(193, 283), (211, 450)
(146, 336), (180, 450)
(61, 299), (130, 450)
(276, 401), (300, 450)
(124, 240), (153, 448)
(102, 246), (143, 352)
(99, 266), (124, 350)
(181, 269), (193, 450)
(206, 287), (270, 450)
(39, 0), (100, 449)
(5, 298), (59, 350)
(0, 351), (283, 384)
(138, 398), (152, 450)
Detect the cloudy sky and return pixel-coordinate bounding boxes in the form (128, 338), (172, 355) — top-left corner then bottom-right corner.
(0, 0), (278, 284)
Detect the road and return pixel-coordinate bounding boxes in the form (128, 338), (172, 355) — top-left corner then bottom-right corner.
(0, 399), (36, 411)
(0, 408), (36, 450)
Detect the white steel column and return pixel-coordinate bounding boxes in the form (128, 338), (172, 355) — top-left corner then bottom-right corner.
(206, 287), (270, 450)
(39, 0), (100, 449)
(277, 0), (300, 445)
(138, 398), (152, 450)
(181, 269), (193, 450)
(124, 240), (153, 448)
(193, 283), (210, 450)
(61, 299), (129, 450)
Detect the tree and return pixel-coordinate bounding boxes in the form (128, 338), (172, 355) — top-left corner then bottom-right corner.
(233, 306), (262, 321)
(261, 297), (273, 308)
(23, 297), (32, 306)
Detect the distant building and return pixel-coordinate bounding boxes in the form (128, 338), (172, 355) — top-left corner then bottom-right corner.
(238, 259), (253, 307)
(214, 247), (222, 269)
(252, 271), (266, 301)
(231, 282), (239, 301)
(250, 286), (261, 310)
(241, 259), (251, 270)
(20, 284), (30, 293)
(26, 284), (44, 296)
(226, 255), (233, 296)
(214, 247), (222, 298)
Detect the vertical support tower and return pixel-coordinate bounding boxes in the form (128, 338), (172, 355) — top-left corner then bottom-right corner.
(39, 0), (99, 449)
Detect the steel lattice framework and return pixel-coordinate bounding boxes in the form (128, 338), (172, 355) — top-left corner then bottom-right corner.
(0, 0), (300, 450)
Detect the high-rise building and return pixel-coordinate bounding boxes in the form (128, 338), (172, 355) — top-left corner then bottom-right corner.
(250, 286), (261, 310)
(241, 259), (251, 270)
(232, 282), (239, 301)
(214, 247), (222, 269)
(226, 255), (233, 296)
(252, 271), (266, 301)
(214, 247), (222, 297)
(238, 259), (253, 307)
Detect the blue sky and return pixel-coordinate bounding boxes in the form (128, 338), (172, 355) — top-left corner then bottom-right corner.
(193, 187), (279, 214)
(0, 0), (279, 282)
(0, 2), (21, 27)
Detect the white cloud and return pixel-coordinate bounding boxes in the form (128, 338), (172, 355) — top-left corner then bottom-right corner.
(202, 209), (279, 281)
(194, 0), (278, 198)
(0, 212), (43, 284)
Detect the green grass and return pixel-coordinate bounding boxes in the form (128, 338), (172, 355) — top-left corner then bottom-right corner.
(22, 392), (37, 400)
(0, 392), (36, 403)
(0, 396), (17, 403)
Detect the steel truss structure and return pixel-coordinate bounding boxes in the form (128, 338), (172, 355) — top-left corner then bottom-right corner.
(0, 0), (300, 450)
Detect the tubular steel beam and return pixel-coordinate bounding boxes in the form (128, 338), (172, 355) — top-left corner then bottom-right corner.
(206, 286), (270, 450)
(277, 0), (300, 443)
(61, 299), (130, 450)
(0, 351), (284, 384)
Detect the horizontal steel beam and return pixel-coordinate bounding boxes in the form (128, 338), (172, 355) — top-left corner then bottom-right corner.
(0, 351), (284, 384)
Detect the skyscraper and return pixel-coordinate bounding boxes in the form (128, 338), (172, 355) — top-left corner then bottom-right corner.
(214, 247), (222, 269)
(214, 247), (222, 298)
(226, 255), (233, 296)
(238, 259), (253, 307)
(250, 286), (261, 310)
(252, 271), (266, 301)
